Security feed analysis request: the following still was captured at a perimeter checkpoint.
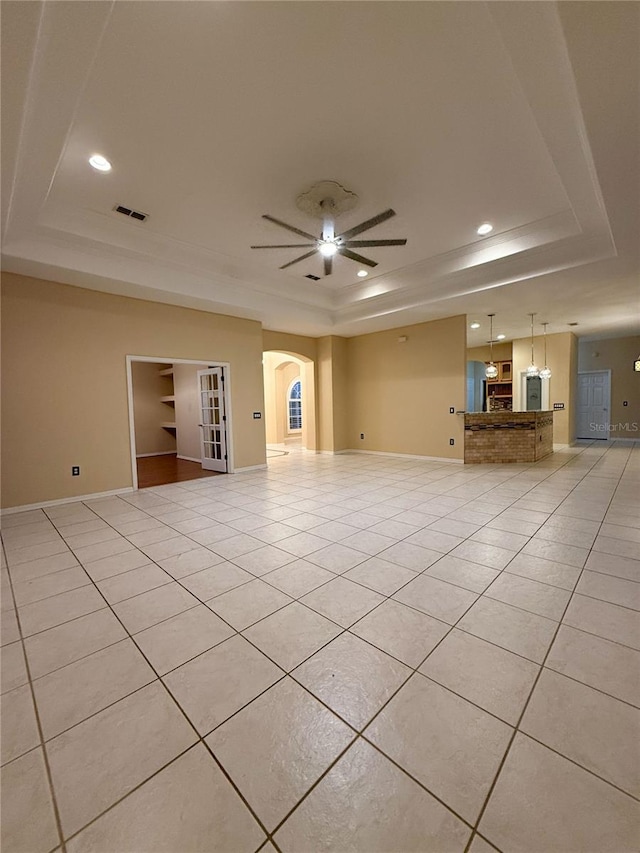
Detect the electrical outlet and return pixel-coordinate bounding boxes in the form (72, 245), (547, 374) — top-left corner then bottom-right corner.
(623, 401), (628, 407)
(449, 438), (455, 446)
(360, 433), (365, 440)
(72, 466), (80, 476)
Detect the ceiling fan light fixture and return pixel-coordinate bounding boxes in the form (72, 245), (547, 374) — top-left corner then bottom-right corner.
(527, 312), (539, 377)
(318, 240), (338, 258)
(485, 313), (498, 379)
(540, 322), (552, 379)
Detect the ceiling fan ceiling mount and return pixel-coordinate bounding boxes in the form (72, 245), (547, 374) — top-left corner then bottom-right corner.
(250, 180), (407, 278)
(295, 180), (359, 219)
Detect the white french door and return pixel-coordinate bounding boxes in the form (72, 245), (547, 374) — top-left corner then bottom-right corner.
(198, 367), (227, 472)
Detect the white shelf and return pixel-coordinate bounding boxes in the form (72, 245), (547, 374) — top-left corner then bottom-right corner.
(158, 367), (173, 376)
(160, 422), (177, 429)
(160, 395), (175, 403)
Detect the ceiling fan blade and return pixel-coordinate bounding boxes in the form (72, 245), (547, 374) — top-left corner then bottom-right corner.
(262, 214), (317, 242)
(323, 255), (333, 276)
(337, 209), (396, 241)
(338, 248), (378, 268)
(279, 250), (318, 270)
(250, 244), (315, 249)
(344, 239), (407, 247)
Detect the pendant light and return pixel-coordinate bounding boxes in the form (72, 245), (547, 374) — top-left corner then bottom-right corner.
(539, 322), (552, 379)
(485, 314), (498, 379)
(526, 313), (539, 378)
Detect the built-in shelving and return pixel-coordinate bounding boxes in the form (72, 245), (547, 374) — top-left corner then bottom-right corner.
(159, 367), (177, 431)
(486, 360), (513, 411)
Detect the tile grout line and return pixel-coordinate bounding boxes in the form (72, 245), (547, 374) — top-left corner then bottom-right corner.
(4, 441), (635, 849)
(39, 507), (280, 848)
(1, 535), (69, 853)
(462, 440), (636, 852)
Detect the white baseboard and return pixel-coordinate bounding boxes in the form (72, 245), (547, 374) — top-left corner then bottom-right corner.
(176, 455), (201, 463)
(233, 463), (268, 473)
(345, 449), (464, 464)
(135, 451), (176, 458)
(1, 487), (136, 516)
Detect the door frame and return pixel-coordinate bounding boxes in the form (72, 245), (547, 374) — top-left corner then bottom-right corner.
(518, 370), (550, 411)
(576, 369), (612, 440)
(126, 355), (234, 491)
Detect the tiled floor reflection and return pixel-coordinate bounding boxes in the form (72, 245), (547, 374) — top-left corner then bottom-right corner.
(2, 442), (639, 852)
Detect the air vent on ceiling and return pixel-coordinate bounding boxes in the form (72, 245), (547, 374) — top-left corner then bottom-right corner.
(305, 274), (321, 281)
(114, 204), (148, 222)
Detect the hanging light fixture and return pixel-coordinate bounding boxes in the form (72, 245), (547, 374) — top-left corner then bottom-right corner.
(526, 313), (539, 378)
(485, 314), (499, 379)
(539, 322), (552, 379)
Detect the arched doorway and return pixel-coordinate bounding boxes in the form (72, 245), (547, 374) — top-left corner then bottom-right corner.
(262, 351), (317, 455)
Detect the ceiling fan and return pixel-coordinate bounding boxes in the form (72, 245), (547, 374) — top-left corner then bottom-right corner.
(250, 181), (407, 277)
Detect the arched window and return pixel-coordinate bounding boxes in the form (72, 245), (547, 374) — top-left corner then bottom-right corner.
(288, 379), (302, 431)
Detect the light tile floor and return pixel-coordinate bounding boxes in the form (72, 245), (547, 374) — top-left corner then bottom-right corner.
(1, 442), (639, 852)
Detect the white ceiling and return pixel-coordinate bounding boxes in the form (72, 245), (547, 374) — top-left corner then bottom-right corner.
(2, 1), (638, 346)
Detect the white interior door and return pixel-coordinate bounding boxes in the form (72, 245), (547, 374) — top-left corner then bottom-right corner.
(577, 371), (610, 439)
(198, 367), (227, 471)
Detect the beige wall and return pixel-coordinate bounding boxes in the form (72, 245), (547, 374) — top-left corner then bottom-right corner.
(512, 331), (577, 445)
(317, 336), (349, 453)
(262, 330), (317, 362)
(466, 342), (513, 363)
(262, 352), (282, 445)
(579, 335), (640, 438)
(173, 363), (209, 461)
(346, 316), (466, 460)
(1, 273), (266, 508)
(131, 361), (177, 456)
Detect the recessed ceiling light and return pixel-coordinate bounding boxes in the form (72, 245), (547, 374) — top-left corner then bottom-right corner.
(477, 222), (493, 236)
(496, 334), (506, 340)
(470, 322), (480, 329)
(89, 154), (112, 172)
(357, 270), (368, 277)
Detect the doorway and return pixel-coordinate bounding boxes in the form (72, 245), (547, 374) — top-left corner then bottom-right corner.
(262, 351), (317, 457)
(518, 371), (550, 411)
(126, 356), (233, 489)
(577, 370), (611, 439)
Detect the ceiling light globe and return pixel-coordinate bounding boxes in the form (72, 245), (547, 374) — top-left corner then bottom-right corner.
(477, 223), (493, 236)
(526, 364), (540, 378)
(89, 154), (111, 172)
(485, 363), (499, 380)
(539, 366), (552, 380)
(318, 241), (338, 258)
